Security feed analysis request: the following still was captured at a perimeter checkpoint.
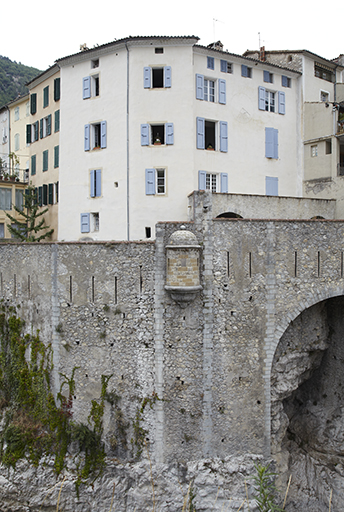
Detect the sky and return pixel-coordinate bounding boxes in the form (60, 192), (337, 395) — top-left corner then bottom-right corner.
(2, 0), (344, 71)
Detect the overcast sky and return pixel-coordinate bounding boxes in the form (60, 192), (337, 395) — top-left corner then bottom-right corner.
(2, 0), (343, 71)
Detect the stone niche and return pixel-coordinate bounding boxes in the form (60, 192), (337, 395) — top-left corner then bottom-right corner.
(164, 226), (202, 307)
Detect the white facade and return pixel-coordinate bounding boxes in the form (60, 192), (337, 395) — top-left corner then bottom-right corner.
(55, 36), (305, 241)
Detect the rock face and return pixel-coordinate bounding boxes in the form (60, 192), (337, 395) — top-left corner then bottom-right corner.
(0, 454), (262, 512)
(271, 296), (344, 511)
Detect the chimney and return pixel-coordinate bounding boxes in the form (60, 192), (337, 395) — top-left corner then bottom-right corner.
(259, 46), (266, 62)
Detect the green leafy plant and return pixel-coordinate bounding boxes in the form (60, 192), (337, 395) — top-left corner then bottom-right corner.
(251, 462), (283, 512)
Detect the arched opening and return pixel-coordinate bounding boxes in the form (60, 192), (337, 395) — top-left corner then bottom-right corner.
(271, 296), (344, 511)
(216, 212), (243, 219)
(310, 215), (325, 219)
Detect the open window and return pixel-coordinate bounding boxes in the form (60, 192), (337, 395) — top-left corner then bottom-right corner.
(152, 124), (164, 145)
(141, 123), (174, 146)
(84, 121), (107, 151)
(196, 118), (228, 152)
(144, 66), (172, 88)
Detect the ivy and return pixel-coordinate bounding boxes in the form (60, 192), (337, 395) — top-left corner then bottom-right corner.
(131, 391), (160, 459)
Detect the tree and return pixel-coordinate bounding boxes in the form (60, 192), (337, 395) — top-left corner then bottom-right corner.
(5, 185), (54, 241)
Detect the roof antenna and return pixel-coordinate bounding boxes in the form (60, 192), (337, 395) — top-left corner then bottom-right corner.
(213, 18), (224, 47)
(258, 32), (261, 49)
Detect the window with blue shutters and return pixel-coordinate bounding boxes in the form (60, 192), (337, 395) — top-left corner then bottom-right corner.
(84, 122), (107, 150)
(281, 75), (291, 88)
(43, 150), (48, 172)
(196, 75), (226, 104)
(145, 169), (155, 195)
(81, 213), (90, 233)
(196, 74), (204, 100)
(220, 60), (232, 73)
(259, 87), (285, 114)
(197, 118), (227, 151)
(144, 66), (172, 88)
(145, 168), (166, 195)
(207, 56), (215, 70)
(198, 171), (227, 192)
(141, 123), (174, 146)
(196, 117), (205, 149)
(241, 65), (252, 78)
(264, 71), (273, 83)
(265, 176), (278, 196)
(220, 122), (228, 152)
(265, 127), (278, 159)
(278, 91), (285, 115)
(83, 75), (99, 98)
(43, 86), (49, 108)
(90, 169), (101, 197)
(31, 155), (36, 176)
(218, 79), (226, 104)
(220, 173), (228, 193)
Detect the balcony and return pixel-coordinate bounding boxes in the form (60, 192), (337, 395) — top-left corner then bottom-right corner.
(0, 169), (29, 184)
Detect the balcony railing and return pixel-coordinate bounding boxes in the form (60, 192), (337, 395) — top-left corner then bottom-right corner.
(0, 169), (29, 184)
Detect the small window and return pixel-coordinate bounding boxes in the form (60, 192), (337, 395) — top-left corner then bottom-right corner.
(155, 48), (163, 54)
(151, 124), (165, 145)
(14, 107), (19, 121)
(0, 223), (4, 238)
(326, 140), (332, 154)
(54, 78), (61, 101)
(321, 90), (329, 102)
(85, 122), (107, 150)
(152, 68), (164, 88)
(264, 71), (273, 83)
(241, 65), (252, 78)
(145, 227), (152, 238)
(30, 93), (37, 115)
(311, 145), (318, 157)
(26, 101), (30, 117)
(156, 168), (166, 194)
(91, 59), (99, 69)
(14, 133), (20, 151)
(265, 91), (275, 112)
(205, 121), (216, 150)
(204, 79), (215, 102)
(282, 75), (291, 88)
(91, 212), (99, 231)
(43, 86), (49, 108)
(92, 75), (99, 97)
(220, 60), (232, 73)
(90, 169), (101, 197)
(206, 173), (217, 192)
(207, 56), (215, 70)
(145, 168), (166, 195)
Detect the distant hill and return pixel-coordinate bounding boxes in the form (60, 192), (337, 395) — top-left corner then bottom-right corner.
(0, 56), (41, 108)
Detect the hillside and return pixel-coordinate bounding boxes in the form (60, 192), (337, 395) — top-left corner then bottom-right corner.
(0, 56), (41, 108)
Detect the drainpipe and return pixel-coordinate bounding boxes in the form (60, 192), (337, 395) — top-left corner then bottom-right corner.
(125, 43), (130, 241)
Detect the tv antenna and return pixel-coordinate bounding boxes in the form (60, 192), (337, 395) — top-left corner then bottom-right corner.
(213, 18), (224, 43)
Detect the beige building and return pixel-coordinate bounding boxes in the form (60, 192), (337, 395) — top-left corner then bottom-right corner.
(26, 65), (60, 239)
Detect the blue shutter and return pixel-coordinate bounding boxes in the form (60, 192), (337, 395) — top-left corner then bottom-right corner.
(90, 170), (95, 197)
(164, 66), (172, 87)
(165, 123), (174, 145)
(265, 127), (278, 159)
(278, 91), (286, 115)
(266, 177), (279, 196)
(101, 121), (107, 148)
(141, 124), (149, 146)
(241, 65), (247, 77)
(219, 79), (226, 104)
(84, 124), (90, 151)
(81, 213), (90, 233)
(196, 117), (205, 149)
(207, 56), (214, 70)
(263, 70), (270, 82)
(220, 173), (228, 193)
(282, 75), (288, 87)
(47, 114), (52, 135)
(220, 121), (228, 152)
(83, 77), (91, 99)
(145, 168), (155, 195)
(144, 67), (151, 88)
(96, 169), (101, 197)
(196, 74), (204, 100)
(220, 60), (227, 72)
(198, 171), (206, 191)
(258, 86), (266, 110)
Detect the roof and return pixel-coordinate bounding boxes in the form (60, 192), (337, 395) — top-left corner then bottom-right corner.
(26, 64), (60, 88)
(243, 49), (344, 70)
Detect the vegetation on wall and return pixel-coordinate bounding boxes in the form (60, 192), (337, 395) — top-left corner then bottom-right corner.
(0, 56), (41, 108)
(0, 302), (110, 491)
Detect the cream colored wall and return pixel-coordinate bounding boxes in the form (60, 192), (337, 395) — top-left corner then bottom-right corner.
(29, 70), (60, 239)
(0, 181), (27, 239)
(9, 95), (30, 180)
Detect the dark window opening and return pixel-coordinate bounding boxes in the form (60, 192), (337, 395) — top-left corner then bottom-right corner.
(314, 63), (334, 83)
(94, 124), (101, 147)
(205, 121), (215, 150)
(92, 59), (99, 68)
(145, 227), (151, 238)
(94, 76), (99, 96)
(152, 68), (164, 88)
(155, 48), (163, 54)
(216, 212), (243, 219)
(151, 124), (164, 144)
(326, 140), (332, 155)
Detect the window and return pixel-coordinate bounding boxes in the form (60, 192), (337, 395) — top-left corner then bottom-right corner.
(30, 93), (37, 115)
(26, 101), (30, 117)
(207, 56), (215, 70)
(91, 59), (99, 69)
(220, 60), (232, 73)
(196, 118), (228, 152)
(143, 66), (172, 88)
(314, 63), (334, 83)
(91, 213), (99, 231)
(15, 190), (23, 210)
(204, 79), (215, 102)
(320, 90), (329, 102)
(155, 47), (163, 54)
(43, 86), (49, 108)
(282, 75), (291, 88)
(266, 176), (278, 196)
(40, 114), (52, 138)
(14, 134), (20, 151)
(145, 168), (166, 195)
(265, 127), (278, 159)
(54, 146), (59, 168)
(81, 213), (90, 233)
(14, 107), (19, 121)
(0, 188), (11, 210)
(82, 75), (100, 99)
(48, 183), (54, 205)
(196, 75), (226, 104)
(145, 227), (152, 238)
(326, 139), (332, 154)
(27, 121), (39, 144)
(264, 71), (273, 83)
(54, 78), (61, 101)
(43, 150), (48, 172)
(141, 123), (174, 146)
(311, 145), (318, 157)
(55, 182), (59, 203)
(42, 184), (48, 206)
(54, 110), (60, 132)
(31, 155), (36, 175)
(259, 88), (285, 114)
(0, 224), (4, 238)
(90, 169), (101, 197)
(38, 187), (43, 206)
(84, 121), (107, 150)
(241, 65), (252, 78)
(198, 171), (228, 193)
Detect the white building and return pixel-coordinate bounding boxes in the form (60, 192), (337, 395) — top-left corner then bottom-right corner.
(56, 36), (303, 241)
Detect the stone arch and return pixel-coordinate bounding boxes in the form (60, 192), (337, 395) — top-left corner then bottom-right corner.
(263, 282), (344, 456)
(216, 211), (243, 219)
